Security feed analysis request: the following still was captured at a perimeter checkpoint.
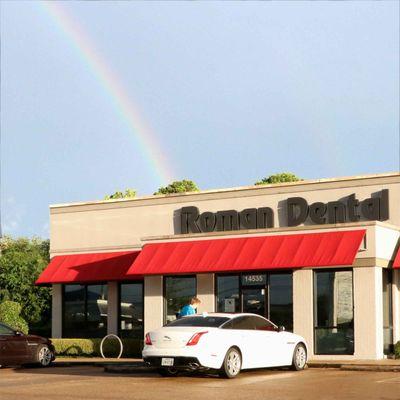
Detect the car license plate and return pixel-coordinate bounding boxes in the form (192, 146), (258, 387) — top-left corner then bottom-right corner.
(161, 358), (174, 366)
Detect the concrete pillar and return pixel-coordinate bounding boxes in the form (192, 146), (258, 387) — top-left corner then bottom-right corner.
(393, 269), (400, 344)
(144, 275), (163, 334)
(51, 284), (62, 338)
(197, 274), (215, 313)
(293, 269), (314, 355)
(354, 266), (384, 359)
(107, 282), (119, 335)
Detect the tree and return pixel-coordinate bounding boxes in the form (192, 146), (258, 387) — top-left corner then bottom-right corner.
(0, 236), (51, 334)
(104, 188), (136, 200)
(0, 301), (29, 334)
(255, 173), (301, 186)
(154, 180), (200, 195)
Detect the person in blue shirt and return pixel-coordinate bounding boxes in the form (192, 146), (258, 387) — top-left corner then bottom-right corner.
(179, 297), (201, 318)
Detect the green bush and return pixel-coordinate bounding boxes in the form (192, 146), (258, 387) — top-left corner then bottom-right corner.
(0, 301), (29, 334)
(395, 341), (400, 359)
(51, 338), (143, 358)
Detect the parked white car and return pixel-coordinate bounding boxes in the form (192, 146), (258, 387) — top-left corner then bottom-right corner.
(143, 313), (307, 378)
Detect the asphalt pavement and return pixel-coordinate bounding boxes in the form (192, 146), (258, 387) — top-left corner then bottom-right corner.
(0, 365), (399, 400)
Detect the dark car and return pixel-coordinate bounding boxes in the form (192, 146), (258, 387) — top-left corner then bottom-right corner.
(0, 322), (55, 367)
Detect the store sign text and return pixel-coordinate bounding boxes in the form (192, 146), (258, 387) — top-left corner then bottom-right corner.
(179, 189), (389, 233)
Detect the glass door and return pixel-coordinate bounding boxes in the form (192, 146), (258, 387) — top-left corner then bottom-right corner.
(242, 287), (266, 317)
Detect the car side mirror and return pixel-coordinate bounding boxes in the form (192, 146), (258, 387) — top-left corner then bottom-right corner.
(278, 326), (285, 332)
(14, 331), (23, 336)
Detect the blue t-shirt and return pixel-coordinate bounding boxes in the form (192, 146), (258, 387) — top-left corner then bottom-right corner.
(179, 304), (196, 317)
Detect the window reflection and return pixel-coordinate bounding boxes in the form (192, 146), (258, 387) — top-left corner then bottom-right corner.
(120, 283), (143, 339)
(63, 284), (107, 338)
(314, 270), (354, 355)
(216, 275), (240, 313)
(270, 274), (293, 331)
(164, 276), (196, 323)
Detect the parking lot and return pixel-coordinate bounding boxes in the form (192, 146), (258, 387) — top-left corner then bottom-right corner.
(0, 366), (399, 400)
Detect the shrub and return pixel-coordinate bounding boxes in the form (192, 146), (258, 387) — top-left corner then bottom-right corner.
(395, 341), (400, 359)
(255, 173), (301, 185)
(0, 301), (29, 334)
(51, 338), (143, 358)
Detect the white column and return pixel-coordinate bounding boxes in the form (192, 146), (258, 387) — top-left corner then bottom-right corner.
(107, 282), (119, 335)
(51, 284), (62, 338)
(392, 269), (400, 344)
(354, 266), (384, 359)
(293, 269), (314, 356)
(144, 276), (163, 335)
(197, 274), (215, 313)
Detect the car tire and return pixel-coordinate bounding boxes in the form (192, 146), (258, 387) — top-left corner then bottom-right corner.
(36, 345), (53, 367)
(157, 367), (179, 377)
(291, 343), (307, 371)
(219, 347), (242, 379)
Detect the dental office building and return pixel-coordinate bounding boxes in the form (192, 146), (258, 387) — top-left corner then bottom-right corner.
(37, 173), (400, 360)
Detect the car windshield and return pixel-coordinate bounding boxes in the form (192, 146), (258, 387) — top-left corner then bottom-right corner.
(165, 316), (230, 328)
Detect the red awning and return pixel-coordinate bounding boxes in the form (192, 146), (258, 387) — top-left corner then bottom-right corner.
(36, 251), (141, 285)
(127, 230), (366, 276)
(393, 246), (400, 269)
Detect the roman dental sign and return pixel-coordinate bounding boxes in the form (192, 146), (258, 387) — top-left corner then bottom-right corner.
(179, 190), (389, 234)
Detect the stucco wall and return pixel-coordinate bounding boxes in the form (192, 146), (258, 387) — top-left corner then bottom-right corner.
(49, 174), (400, 255)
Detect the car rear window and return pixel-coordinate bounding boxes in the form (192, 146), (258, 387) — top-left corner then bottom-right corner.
(165, 316), (230, 327)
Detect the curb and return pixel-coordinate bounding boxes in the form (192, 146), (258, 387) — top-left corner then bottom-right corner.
(308, 363), (400, 372)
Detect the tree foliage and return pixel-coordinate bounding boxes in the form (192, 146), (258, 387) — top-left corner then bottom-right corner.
(0, 236), (51, 331)
(255, 172), (301, 186)
(154, 180), (200, 195)
(0, 301), (29, 334)
(104, 188), (136, 200)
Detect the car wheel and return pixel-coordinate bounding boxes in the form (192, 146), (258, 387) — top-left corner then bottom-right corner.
(292, 343), (307, 371)
(157, 367), (179, 377)
(220, 347), (242, 379)
(36, 345), (53, 367)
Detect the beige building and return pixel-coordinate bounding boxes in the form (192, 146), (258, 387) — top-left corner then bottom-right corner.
(37, 172), (400, 360)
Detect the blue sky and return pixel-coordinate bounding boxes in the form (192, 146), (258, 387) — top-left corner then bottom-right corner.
(1, 1), (399, 238)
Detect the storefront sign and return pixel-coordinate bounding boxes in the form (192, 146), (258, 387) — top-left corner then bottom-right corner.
(179, 189), (389, 233)
(241, 274), (267, 286)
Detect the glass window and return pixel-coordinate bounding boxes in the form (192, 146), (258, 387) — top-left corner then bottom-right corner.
(63, 284), (107, 338)
(251, 316), (276, 331)
(86, 285), (108, 338)
(63, 284), (86, 338)
(229, 316), (254, 330)
(314, 270), (354, 355)
(382, 269), (393, 355)
(166, 316), (229, 327)
(216, 275), (240, 313)
(269, 274), (293, 331)
(216, 273), (293, 330)
(120, 283), (143, 339)
(0, 323), (14, 335)
(164, 276), (196, 323)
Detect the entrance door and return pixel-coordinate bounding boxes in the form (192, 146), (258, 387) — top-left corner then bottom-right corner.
(242, 287), (266, 317)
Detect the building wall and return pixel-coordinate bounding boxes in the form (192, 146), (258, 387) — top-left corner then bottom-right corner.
(49, 174), (400, 256)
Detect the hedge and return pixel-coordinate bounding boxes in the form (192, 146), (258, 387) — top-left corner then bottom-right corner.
(395, 341), (400, 359)
(51, 338), (143, 358)
(0, 301), (29, 334)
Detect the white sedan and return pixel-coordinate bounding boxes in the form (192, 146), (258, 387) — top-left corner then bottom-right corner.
(142, 313), (307, 378)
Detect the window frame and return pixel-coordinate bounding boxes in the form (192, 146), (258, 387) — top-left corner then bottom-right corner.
(118, 281), (144, 339)
(62, 282), (108, 338)
(313, 267), (355, 356)
(214, 271), (293, 329)
(163, 275), (197, 325)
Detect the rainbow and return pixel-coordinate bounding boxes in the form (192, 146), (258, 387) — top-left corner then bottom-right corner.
(38, 1), (175, 185)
